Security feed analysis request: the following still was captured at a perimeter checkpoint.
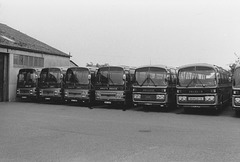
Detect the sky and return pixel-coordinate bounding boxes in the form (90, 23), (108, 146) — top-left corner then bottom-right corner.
(0, 0), (240, 69)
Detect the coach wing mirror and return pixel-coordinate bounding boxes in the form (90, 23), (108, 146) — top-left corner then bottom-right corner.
(123, 74), (126, 80)
(60, 74), (64, 79)
(215, 72), (220, 84)
(32, 73), (38, 79)
(216, 72), (220, 80)
(233, 77), (235, 85)
(166, 73), (170, 81)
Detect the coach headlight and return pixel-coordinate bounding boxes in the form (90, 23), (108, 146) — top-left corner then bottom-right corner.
(156, 94), (165, 100)
(178, 96), (187, 102)
(205, 96), (215, 102)
(235, 97), (240, 104)
(64, 91), (69, 97)
(29, 89), (33, 95)
(95, 91), (101, 98)
(210, 89), (216, 93)
(54, 90), (59, 96)
(116, 92), (124, 99)
(133, 94), (141, 99)
(233, 90), (240, 95)
(177, 90), (182, 93)
(81, 90), (88, 97)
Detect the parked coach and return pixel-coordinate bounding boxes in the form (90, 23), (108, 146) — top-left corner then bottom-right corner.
(95, 66), (135, 110)
(16, 68), (41, 101)
(177, 63), (231, 112)
(38, 67), (67, 102)
(64, 67), (97, 106)
(232, 64), (240, 115)
(132, 65), (177, 109)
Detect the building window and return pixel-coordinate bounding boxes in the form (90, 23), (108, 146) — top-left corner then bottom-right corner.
(13, 54), (44, 67)
(19, 55), (23, 65)
(34, 57), (38, 67)
(39, 58), (44, 67)
(14, 55), (18, 65)
(29, 56), (33, 67)
(23, 55), (28, 66)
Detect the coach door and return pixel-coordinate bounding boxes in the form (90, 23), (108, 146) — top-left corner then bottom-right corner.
(0, 53), (8, 102)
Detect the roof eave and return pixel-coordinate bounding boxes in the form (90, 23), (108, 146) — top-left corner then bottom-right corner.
(0, 44), (70, 58)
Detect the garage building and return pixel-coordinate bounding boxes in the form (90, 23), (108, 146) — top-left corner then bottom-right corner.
(0, 23), (72, 102)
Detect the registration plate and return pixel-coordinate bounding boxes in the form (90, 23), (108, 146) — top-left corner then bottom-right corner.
(144, 103), (152, 105)
(45, 98), (51, 100)
(104, 101), (111, 104)
(188, 97), (204, 101)
(145, 96), (152, 99)
(191, 106), (201, 108)
(21, 96), (27, 99)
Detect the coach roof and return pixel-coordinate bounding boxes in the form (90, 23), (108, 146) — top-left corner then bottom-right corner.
(0, 23), (69, 58)
(136, 64), (175, 70)
(177, 63), (219, 70)
(235, 64), (240, 69)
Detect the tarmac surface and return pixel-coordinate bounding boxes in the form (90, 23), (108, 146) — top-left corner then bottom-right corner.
(0, 102), (240, 162)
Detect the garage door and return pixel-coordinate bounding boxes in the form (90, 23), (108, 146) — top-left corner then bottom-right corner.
(0, 54), (4, 101)
(0, 53), (9, 102)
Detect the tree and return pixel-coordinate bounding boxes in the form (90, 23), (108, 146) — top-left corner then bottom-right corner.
(229, 53), (240, 74)
(86, 62), (109, 68)
(229, 63), (236, 74)
(86, 62), (93, 67)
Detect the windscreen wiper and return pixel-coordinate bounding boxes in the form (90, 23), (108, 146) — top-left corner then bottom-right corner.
(186, 77), (195, 88)
(233, 79), (240, 87)
(148, 77), (157, 87)
(108, 77), (115, 85)
(140, 77), (148, 86)
(195, 77), (205, 87)
(134, 80), (140, 86)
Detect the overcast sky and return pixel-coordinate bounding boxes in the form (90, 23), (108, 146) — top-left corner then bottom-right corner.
(0, 0), (240, 69)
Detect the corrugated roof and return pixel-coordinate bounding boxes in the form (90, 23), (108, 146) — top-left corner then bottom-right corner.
(0, 23), (70, 57)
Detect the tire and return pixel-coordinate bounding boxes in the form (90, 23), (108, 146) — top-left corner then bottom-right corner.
(236, 110), (240, 116)
(184, 107), (190, 114)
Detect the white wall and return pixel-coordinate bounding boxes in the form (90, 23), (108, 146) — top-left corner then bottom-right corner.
(44, 54), (70, 67)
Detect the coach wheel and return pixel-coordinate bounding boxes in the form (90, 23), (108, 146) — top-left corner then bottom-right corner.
(33, 97), (39, 103)
(236, 110), (240, 116)
(213, 107), (221, 115)
(184, 107), (190, 114)
(38, 97), (44, 103)
(64, 99), (69, 104)
(217, 96), (223, 111)
(122, 104), (128, 111)
(88, 99), (94, 109)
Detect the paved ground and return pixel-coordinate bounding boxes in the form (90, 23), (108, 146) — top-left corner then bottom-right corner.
(0, 102), (240, 162)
